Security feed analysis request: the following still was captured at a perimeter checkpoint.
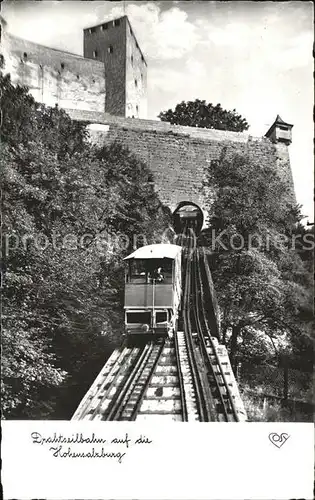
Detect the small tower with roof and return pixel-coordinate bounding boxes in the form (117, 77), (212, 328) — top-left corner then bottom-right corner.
(265, 115), (293, 145)
(265, 115), (296, 204)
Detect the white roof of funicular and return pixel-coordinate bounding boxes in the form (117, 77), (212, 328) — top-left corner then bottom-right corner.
(124, 244), (182, 260)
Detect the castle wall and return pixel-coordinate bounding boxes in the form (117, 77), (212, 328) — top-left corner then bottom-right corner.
(1, 32), (105, 112)
(66, 110), (296, 220)
(273, 142), (296, 201)
(0, 16), (295, 222)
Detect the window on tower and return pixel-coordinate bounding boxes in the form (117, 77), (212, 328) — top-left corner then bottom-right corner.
(93, 50), (98, 58)
(108, 45), (114, 54)
(89, 27), (96, 34)
(101, 23), (108, 30)
(136, 105), (139, 114)
(131, 55), (133, 65)
(135, 79), (138, 87)
(113, 19), (120, 27)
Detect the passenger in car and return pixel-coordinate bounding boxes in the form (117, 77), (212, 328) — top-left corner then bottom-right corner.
(151, 267), (164, 283)
(155, 267), (164, 283)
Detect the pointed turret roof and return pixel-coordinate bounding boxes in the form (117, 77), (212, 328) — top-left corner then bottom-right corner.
(265, 115), (293, 138)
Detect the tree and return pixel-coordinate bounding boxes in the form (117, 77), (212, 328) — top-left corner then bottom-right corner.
(158, 99), (249, 132)
(201, 149), (313, 370)
(1, 73), (171, 418)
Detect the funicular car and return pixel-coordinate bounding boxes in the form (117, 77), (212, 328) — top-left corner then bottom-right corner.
(124, 244), (182, 337)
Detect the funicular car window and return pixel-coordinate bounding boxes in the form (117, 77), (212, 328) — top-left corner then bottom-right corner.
(127, 312), (151, 324)
(146, 258), (173, 284)
(156, 311), (167, 323)
(129, 258), (173, 284)
(160, 258), (173, 283)
(129, 260), (147, 283)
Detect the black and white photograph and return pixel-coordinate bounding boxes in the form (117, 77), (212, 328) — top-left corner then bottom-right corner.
(1, 0), (313, 423)
(1, 2), (314, 495)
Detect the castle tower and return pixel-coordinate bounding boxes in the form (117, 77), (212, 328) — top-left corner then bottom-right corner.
(265, 114), (293, 145)
(265, 115), (296, 203)
(83, 16), (147, 119)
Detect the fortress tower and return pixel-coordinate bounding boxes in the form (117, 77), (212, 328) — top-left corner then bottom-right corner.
(84, 16), (147, 119)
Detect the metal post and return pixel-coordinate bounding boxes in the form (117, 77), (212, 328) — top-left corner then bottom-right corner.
(152, 278), (155, 329)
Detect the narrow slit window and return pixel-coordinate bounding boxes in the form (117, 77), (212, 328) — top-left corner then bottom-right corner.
(93, 50), (98, 58)
(108, 45), (113, 54)
(135, 79), (138, 87)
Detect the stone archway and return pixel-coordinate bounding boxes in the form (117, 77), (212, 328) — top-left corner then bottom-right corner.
(172, 201), (204, 235)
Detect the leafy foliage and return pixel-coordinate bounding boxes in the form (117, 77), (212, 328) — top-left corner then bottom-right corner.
(202, 149), (313, 369)
(1, 73), (171, 418)
(158, 99), (249, 132)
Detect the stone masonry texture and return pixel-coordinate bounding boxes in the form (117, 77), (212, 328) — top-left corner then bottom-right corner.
(83, 16), (147, 119)
(66, 109), (296, 221)
(84, 18), (126, 116)
(2, 32), (105, 112)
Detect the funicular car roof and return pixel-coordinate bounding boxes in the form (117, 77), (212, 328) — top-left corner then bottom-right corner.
(124, 244), (182, 260)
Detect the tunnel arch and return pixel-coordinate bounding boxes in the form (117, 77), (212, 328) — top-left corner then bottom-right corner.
(172, 201), (204, 235)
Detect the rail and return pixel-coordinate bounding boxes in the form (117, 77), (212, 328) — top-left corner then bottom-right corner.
(72, 224), (242, 422)
(105, 340), (164, 420)
(174, 329), (188, 421)
(195, 247), (240, 421)
(179, 227), (211, 421)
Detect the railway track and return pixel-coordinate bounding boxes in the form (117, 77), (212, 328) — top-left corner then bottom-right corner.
(73, 339), (188, 421)
(72, 225), (246, 422)
(136, 339), (184, 421)
(193, 247), (240, 421)
(175, 226), (244, 421)
(180, 228), (213, 421)
(72, 346), (140, 420)
(106, 340), (164, 420)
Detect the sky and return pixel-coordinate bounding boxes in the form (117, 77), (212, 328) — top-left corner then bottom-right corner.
(2, 0), (314, 222)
